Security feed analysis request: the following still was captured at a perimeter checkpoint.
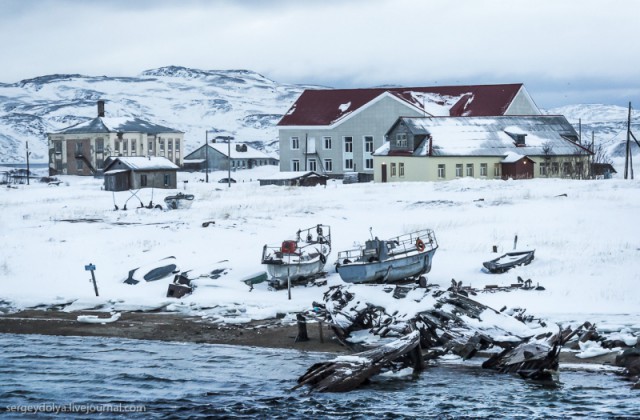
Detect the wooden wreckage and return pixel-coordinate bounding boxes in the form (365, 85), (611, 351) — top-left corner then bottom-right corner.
(295, 284), (591, 393)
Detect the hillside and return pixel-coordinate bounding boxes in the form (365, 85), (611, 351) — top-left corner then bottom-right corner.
(0, 66), (320, 163)
(0, 67), (638, 165)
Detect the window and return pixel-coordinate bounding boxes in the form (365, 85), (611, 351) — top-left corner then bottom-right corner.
(115, 140), (120, 153)
(466, 163), (474, 177)
(344, 137), (353, 153)
(324, 159), (333, 172)
(563, 162), (571, 175)
(540, 162), (547, 176)
(480, 163), (487, 177)
(123, 140), (128, 153)
(131, 139), (137, 156)
(396, 133), (407, 147)
(164, 174), (170, 186)
(345, 158), (353, 170)
(168, 140), (173, 151)
(96, 139), (104, 153)
(54, 141), (62, 154)
(77, 159), (84, 171)
(391, 163), (397, 176)
(75, 142), (83, 155)
(494, 163), (501, 177)
(364, 136), (374, 153)
(455, 164), (463, 177)
(365, 158), (373, 169)
(159, 139), (165, 157)
(292, 159), (300, 171)
(291, 136), (300, 150)
(308, 159), (317, 171)
(323, 136), (332, 150)
(438, 164), (445, 179)
(141, 174), (148, 187)
(399, 162), (405, 177)
(148, 140), (153, 152)
(552, 162), (559, 174)
(175, 140), (180, 151)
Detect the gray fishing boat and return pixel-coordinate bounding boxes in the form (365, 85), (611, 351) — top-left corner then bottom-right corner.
(335, 229), (438, 284)
(261, 224), (331, 288)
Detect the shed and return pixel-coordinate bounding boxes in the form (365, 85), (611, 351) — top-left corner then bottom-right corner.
(103, 156), (179, 191)
(259, 171), (328, 187)
(500, 153), (535, 180)
(591, 163), (617, 179)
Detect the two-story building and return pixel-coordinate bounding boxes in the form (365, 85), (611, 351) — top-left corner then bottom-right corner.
(277, 84), (541, 178)
(183, 142), (278, 172)
(47, 101), (184, 176)
(374, 115), (593, 182)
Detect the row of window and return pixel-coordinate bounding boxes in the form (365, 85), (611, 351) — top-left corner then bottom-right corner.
(289, 157), (374, 172)
(114, 138), (180, 154)
(290, 135), (374, 153)
(140, 174), (172, 187)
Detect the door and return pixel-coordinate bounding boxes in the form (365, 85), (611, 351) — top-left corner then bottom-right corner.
(381, 163), (387, 183)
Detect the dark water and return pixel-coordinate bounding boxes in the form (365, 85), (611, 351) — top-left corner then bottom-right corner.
(0, 334), (638, 419)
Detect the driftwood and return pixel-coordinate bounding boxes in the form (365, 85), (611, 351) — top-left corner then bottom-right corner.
(293, 331), (421, 393)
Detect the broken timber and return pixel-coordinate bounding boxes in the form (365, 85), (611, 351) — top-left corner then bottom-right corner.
(293, 330), (421, 393)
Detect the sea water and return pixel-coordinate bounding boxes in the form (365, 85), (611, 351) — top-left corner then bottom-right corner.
(1, 333), (638, 419)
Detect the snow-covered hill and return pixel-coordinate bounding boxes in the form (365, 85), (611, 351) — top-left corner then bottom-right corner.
(0, 66), (322, 163)
(1, 67), (638, 165)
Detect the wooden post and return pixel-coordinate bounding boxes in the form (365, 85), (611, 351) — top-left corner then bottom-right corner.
(318, 320), (324, 343)
(295, 313), (309, 342)
(85, 263), (99, 296)
(625, 102), (631, 179)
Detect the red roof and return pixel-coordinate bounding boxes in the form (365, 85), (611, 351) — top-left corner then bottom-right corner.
(278, 83), (524, 126)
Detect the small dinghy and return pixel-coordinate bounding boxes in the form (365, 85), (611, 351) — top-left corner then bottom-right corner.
(261, 224), (331, 289)
(483, 250), (535, 274)
(164, 192), (195, 209)
(335, 228), (438, 284)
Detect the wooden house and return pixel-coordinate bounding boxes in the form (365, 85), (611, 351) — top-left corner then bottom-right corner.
(258, 171), (328, 187)
(103, 156), (179, 191)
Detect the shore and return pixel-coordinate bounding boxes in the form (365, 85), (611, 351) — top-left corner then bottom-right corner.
(0, 310), (621, 367)
(0, 310), (347, 353)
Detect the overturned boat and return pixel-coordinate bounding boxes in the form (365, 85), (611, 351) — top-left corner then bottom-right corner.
(164, 192), (195, 209)
(335, 229), (437, 284)
(483, 250), (535, 274)
(261, 224), (331, 288)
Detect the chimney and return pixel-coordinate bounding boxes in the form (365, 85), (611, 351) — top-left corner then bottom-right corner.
(97, 100), (105, 117)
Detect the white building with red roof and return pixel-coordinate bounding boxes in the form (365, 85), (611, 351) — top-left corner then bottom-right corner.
(277, 84), (541, 177)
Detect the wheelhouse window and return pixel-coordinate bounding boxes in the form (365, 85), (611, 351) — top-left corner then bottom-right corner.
(291, 136), (300, 150)
(438, 164), (445, 179)
(323, 136), (332, 150)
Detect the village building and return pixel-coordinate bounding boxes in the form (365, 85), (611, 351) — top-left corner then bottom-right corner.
(103, 156), (179, 191)
(374, 115), (593, 182)
(183, 142), (278, 172)
(276, 84), (541, 179)
(258, 171), (328, 187)
(47, 101), (184, 176)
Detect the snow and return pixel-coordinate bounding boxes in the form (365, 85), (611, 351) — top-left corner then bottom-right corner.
(1, 165), (640, 339)
(338, 102), (351, 113)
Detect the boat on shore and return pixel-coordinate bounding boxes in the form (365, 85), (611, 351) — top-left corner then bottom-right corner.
(335, 229), (438, 284)
(164, 192), (195, 209)
(261, 224), (331, 288)
(482, 250), (535, 274)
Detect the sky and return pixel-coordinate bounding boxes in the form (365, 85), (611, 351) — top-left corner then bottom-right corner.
(1, 0), (639, 109)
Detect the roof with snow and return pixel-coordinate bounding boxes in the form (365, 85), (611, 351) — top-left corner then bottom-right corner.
(186, 143), (275, 160)
(55, 116), (183, 135)
(278, 84), (526, 126)
(376, 115), (592, 157)
(104, 156), (179, 172)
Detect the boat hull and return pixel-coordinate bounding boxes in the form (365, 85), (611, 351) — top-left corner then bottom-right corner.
(337, 248), (436, 284)
(483, 250), (535, 274)
(264, 257), (326, 286)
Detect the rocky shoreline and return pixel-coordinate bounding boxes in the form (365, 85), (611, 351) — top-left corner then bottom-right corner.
(0, 310), (622, 367)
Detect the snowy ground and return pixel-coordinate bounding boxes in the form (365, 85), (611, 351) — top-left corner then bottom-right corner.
(1, 165), (639, 339)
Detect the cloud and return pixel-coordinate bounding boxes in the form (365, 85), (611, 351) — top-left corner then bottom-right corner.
(1, 0), (638, 107)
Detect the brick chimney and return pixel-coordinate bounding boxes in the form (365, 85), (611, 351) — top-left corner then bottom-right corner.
(97, 100), (105, 117)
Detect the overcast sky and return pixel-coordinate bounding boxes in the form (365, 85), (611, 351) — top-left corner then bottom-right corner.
(1, 0), (639, 109)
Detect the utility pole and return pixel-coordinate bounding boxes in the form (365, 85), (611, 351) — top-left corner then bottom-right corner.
(625, 102), (631, 179)
(26, 141), (30, 185)
(205, 131), (209, 183)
